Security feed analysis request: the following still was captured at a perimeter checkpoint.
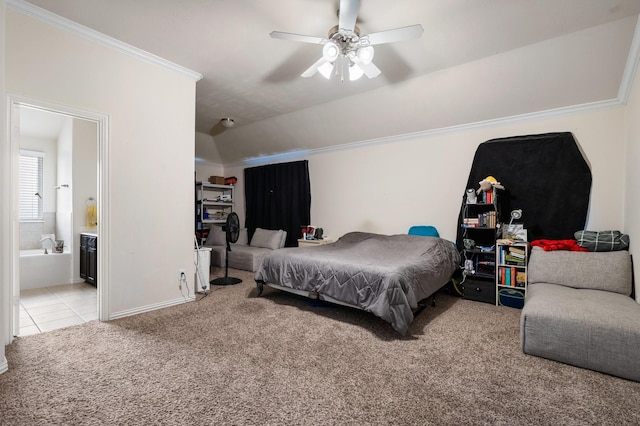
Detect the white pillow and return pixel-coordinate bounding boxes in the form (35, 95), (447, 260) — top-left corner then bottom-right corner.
(250, 228), (283, 250)
(232, 228), (248, 246)
(205, 226), (226, 246)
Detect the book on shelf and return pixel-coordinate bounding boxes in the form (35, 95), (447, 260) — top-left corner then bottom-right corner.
(509, 247), (526, 255)
(504, 254), (525, 265)
(498, 266), (520, 286)
(463, 218), (479, 227)
(474, 211), (497, 228)
(482, 189), (493, 204)
(508, 251), (525, 259)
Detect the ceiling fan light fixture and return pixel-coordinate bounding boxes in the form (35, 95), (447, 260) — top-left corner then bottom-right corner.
(348, 63), (364, 81)
(356, 45), (374, 64)
(318, 61), (334, 79)
(322, 41), (340, 62)
(220, 118), (235, 128)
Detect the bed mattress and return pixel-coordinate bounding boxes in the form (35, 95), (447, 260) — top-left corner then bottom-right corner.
(254, 232), (460, 334)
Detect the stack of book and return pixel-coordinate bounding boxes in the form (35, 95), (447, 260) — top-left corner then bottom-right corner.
(504, 246), (526, 265)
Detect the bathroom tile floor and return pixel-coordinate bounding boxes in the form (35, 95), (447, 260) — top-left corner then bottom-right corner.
(19, 282), (97, 336)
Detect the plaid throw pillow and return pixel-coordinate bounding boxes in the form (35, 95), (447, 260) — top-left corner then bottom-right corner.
(574, 230), (630, 252)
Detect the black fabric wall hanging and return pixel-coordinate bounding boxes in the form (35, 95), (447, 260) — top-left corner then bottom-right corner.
(244, 160), (311, 247)
(456, 132), (592, 247)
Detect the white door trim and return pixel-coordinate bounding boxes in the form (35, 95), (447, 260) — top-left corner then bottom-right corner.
(6, 94), (110, 341)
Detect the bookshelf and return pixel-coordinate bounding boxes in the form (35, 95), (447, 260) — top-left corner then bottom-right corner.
(195, 182), (234, 246)
(495, 241), (528, 308)
(460, 189), (500, 305)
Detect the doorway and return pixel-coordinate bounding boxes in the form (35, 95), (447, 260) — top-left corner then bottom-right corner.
(8, 95), (110, 340)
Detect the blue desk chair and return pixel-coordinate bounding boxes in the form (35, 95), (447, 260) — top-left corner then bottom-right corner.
(408, 225), (440, 238)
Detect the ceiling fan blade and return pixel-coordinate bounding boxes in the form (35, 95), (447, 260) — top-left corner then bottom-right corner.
(270, 31), (325, 45)
(301, 57), (330, 78)
(362, 24), (424, 46)
(352, 56), (381, 79)
(338, 0), (361, 32)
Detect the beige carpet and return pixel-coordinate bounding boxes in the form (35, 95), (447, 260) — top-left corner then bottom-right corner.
(1, 267), (639, 425)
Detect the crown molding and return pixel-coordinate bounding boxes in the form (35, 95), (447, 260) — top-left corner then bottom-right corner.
(6, 0), (202, 81)
(195, 157), (224, 168)
(226, 98), (623, 168)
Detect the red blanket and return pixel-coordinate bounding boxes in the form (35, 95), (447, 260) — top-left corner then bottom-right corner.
(531, 239), (589, 252)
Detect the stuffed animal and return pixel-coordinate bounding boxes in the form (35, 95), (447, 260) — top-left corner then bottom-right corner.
(476, 175), (505, 194)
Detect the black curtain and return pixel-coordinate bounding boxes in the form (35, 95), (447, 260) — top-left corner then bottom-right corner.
(244, 160), (311, 247)
(455, 132), (592, 248)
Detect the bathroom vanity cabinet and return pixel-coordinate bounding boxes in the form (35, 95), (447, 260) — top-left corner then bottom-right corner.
(80, 233), (97, 286)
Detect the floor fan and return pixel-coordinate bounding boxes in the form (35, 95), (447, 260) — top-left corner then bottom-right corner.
(210, 212), (243, 286)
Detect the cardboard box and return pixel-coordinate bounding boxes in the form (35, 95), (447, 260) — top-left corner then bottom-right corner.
(208, 176), (225, 185)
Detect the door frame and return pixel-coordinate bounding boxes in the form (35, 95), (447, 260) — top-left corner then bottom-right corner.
(6, 94), (110, 341)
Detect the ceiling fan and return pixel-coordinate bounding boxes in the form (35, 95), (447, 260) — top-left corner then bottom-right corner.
(270, 0), (423, 81)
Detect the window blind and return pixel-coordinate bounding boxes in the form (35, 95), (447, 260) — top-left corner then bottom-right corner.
(19, 150), (44, 221)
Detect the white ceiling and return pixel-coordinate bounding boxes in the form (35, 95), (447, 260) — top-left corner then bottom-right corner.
(19, 106), (68, 140)
(22, 0), (640, 164)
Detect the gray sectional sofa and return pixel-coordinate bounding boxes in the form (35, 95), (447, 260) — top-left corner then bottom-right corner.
(204, 227), (287, 272)
(521, 247), (639, 382)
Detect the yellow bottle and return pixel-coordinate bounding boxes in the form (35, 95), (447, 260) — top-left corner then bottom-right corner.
(86, 198), (97, 227)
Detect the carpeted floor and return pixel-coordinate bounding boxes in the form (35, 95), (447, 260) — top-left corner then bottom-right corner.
(1, 267), (639, 425)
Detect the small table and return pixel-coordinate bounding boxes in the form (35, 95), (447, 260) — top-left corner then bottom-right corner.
(297, 238), (333, 248)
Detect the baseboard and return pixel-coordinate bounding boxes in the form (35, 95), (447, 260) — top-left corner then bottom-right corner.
(109, 296), (195, 320)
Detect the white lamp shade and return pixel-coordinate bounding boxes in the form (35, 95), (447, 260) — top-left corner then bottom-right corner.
(322, 42), (340, 62)
(349, 63), (364, 81)
(318, 61), (334, 79)
(357, 46), (374, 64)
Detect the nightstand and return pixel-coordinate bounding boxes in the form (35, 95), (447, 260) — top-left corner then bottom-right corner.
(297, 238), (333, 247)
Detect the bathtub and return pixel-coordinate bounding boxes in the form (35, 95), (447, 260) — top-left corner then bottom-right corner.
(20, 248), (73, 290)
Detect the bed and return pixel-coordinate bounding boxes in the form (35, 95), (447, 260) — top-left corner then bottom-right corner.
(254, 231), (460, 335)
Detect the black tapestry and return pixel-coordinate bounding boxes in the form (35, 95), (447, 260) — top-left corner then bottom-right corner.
(456, 132), (592, 247)
(244, 160), (311, 247)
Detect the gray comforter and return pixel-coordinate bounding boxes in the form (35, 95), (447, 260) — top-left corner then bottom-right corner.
(254, 232), (460, 335)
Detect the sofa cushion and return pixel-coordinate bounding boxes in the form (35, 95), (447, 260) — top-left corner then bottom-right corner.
(209, 246), (226, 267)
(228, 245), (271, 272)
(234, 228), (248, 245)
(521, 283), (640, 382)
(205, 226), (226, 246)
(250, 228), (283, 250)
(528, 247), (632, 295)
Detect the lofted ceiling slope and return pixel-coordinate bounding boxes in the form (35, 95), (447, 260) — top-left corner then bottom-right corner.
(21, 0), (640, 164)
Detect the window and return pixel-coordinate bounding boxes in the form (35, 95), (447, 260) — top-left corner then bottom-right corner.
(19, 150), (44, 221)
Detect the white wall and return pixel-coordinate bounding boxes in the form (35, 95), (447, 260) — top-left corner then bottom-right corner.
(71, 118), (98, 282)
(1, 0), (9, 371)
(226, 106), (626, 244)
(625, 55), (640, 301)
(5, 10), (198, 317)
(56, 117), (72, 249)
(195, 161), (225, 183)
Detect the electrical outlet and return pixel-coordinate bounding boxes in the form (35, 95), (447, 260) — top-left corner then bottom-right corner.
(177, 269), (186, 282)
